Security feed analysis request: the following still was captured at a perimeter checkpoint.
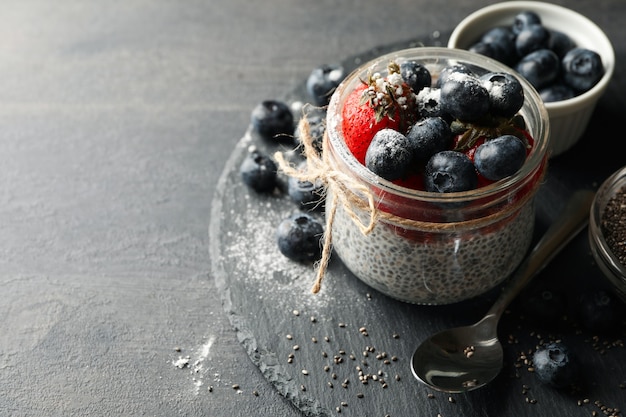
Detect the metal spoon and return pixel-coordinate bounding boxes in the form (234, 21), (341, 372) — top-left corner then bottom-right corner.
(411, 189), (595, 393)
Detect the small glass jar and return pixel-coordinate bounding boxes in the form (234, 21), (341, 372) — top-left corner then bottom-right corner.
(324, 47), (550, 305)
(589, 166), (626, 303)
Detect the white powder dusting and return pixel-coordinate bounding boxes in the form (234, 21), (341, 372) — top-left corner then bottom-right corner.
(221, 190), (339, 311)
(172, 335), (217, 395)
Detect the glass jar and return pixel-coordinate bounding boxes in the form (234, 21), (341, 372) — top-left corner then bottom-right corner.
(324, 47), (550, 305)
(589, 166), (626, 303)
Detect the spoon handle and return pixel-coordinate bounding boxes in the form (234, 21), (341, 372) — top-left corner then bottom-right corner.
(486, 189), (595, 319)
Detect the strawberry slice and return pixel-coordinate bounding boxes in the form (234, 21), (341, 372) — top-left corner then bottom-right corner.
(341, 84), (401, 164)
(341, 62), (418, 165)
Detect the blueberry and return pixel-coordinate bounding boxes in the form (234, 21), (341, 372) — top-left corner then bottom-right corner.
(416, 87), (450, 121)
(406, 117), (453, 162)
(515, 24), (550, 57)
(240, 149), (278, 192)
(515, 49), (560, 90)
(469, 41), (516, 67)
(439, 72), (490, 122)
(512, 10), (542, 35)
(436, 63), (475, 88)
(540, 83), (575, 102)
(547, 29), (575, 58)
(365, 128), (415, 181)
(481, 26), (515, 45)
(532, 342), (580, 388)
(474, 135), (527, 181)
(400, 60), (432, 93)
(424, 150), (478, 193)
(480, 72), (524, 118)
(561, 47), (604, 93)
(578, 289), (623, 333)
(276, 212), (324, 262)
(479, 26), (517, 65)
(287, 161), (324, 209)
(251, 100), (294, 141)
(306, 64), (345, 106)
(469, 41), (499, 59)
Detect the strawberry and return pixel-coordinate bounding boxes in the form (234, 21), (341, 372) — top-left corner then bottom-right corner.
(341, 62), (418, 164)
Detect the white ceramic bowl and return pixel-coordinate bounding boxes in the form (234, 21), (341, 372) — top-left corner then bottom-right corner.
(448, 1), (615, 157)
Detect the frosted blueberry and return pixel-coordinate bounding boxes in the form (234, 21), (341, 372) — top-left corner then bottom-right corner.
(406, 117), (453, 162)
(365, 129), (415, 181)
(480, 72), (524, 118)
(439, 72), (490, 122)
(400, 60), (432, 93)
(532, 342), (579, 388)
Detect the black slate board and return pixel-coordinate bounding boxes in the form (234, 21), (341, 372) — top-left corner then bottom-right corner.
(210, 34), (626, 417)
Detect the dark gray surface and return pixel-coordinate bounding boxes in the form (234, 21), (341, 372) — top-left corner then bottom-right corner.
(1, 1), (624, 416)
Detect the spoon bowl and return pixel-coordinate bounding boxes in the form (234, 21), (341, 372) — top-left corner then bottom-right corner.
(411, 190), (595, 393)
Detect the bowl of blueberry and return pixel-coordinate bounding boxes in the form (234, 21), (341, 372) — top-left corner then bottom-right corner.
(322, 46), (550, 304)
(589, 166), (626, 303)
(448, 1), (615, 157)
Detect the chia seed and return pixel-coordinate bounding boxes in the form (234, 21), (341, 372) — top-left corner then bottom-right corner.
(601, 185), (626, 265)
(329, 190), (536, 304)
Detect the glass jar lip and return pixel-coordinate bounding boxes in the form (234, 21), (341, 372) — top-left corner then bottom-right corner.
(589, 166), (626, 280)
(326, 46), (550, 203)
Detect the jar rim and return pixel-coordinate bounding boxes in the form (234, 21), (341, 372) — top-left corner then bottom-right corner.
(326, 46), (550, 203)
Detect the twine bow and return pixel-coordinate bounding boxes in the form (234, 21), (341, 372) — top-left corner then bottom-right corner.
(274, 114), (380, 293)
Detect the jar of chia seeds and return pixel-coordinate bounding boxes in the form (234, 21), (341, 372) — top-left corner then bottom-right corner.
(588, 166), (626, 303)
(324, 47), (550, 305)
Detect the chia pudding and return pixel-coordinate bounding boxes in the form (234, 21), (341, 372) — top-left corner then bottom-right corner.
(329, 192), (535, 304)
(324, 48), (549, 305)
